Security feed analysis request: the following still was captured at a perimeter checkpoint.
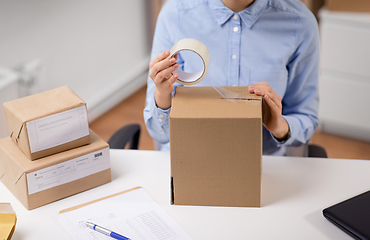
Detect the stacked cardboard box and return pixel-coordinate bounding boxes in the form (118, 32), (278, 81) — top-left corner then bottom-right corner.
(0, 86), (111, 210)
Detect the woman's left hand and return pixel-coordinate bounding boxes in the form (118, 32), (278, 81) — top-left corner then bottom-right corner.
(248, 82), (290, 140)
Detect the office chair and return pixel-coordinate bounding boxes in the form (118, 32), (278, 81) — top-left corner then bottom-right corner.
(308, 144), (328, 158)
(108, 124), (141, 149)
(286, 143), (328, 158)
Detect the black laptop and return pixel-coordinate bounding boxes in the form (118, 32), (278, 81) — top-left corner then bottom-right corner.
(323, 190), (370, 240)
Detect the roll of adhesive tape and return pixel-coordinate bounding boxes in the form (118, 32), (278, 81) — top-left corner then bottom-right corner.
(169, 38), (210, 85)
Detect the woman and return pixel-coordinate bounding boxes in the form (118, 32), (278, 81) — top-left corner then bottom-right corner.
(144, 0), (319, 155)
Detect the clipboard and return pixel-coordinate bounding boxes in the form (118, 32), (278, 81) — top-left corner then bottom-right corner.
(59, 186), (193, 240)
(59, 186), (141, 214)
(0, 203), (17, 240)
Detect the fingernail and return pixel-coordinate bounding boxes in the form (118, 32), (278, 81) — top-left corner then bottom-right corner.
(169, 58), (176, 63)
(165, 50), (170, 56)
(173, 63), (179, 69)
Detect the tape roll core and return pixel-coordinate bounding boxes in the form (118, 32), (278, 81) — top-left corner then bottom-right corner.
(169, 38), (210, 86)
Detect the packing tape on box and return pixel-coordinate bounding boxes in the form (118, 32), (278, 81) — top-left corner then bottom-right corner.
(169, 38), (260, 104)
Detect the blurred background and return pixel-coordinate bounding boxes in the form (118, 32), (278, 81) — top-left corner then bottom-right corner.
(0, 0), (369, 159)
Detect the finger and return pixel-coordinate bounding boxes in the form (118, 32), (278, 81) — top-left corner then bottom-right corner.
(263, 94), (280, 114)
(173, 53), (179, 61)
(252, 84), (276, 98)
(249, 82), (269, 94)
(166, 73), (178, 87)
(154, 63), (179, 84)
(250, 82), (269, 89)
(152, 55), (178, 76)
(150, 50), (171, 68)
(157, 73), (178, 94)
(150, 57), (178, 81)
(262, 89), (282, 109)
(253, 86), (269, 96)
(252, 84), (282, 109)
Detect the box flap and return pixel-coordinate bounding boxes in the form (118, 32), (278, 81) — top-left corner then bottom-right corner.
(3, 86), (85, 121)
(0, 139), (27, 187)
(171, 86), (262, 119)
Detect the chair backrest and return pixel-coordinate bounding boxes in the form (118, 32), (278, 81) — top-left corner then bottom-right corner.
(285, 143), (327, 158)
(286, 144), (309, 157)
(308, 144), (328, 158)
(108, 124), (141, 149)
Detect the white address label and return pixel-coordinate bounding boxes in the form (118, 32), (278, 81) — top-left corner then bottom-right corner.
(26, 106), (89, 153)
(26, 147), (110, 195)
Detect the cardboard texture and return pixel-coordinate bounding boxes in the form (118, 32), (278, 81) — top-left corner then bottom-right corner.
(0, 130), (111, 210)
(3, 86), (90, 160)
(326, 0), (370, 12)
(0, 203), (16, 240)
(170, 86), (262, 207)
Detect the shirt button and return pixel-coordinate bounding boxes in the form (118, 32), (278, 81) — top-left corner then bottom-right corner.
(233, 15), (238, 20)
(159, 114), (163, 118)
(233, 27), (238, 32)
(160, 131), (165, 135)
(232, 55), (237, 60)
(159, 118), (163, 122)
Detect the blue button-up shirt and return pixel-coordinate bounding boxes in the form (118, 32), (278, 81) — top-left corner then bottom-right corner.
(144, 0), (319, 155)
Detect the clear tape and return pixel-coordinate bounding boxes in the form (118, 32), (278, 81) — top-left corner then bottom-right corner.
(170, 38), (261, 104)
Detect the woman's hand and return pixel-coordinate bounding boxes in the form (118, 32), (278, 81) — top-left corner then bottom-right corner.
(149, 50), (179, 110)
(248, 82), (290, 141)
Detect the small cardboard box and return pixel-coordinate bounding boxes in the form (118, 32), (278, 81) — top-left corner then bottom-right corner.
(326, 0), (370, 12)
(170, 86), (262, 207)
(3, 86), (90, 160)
(0, 130), (111, 210)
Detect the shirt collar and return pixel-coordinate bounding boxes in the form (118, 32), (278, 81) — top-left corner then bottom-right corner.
(209, 0), (268, 28)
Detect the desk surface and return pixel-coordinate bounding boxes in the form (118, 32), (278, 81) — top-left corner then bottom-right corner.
(1, 150), (370, 240)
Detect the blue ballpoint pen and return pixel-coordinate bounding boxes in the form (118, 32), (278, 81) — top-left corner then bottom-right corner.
(86, 221), (130, 240)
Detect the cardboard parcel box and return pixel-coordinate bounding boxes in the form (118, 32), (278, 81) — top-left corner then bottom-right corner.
(170, 86), (262, 207)
(0, 130), (111, 210)
(3, 86), (90, 160)
(326, 0), (370, 12)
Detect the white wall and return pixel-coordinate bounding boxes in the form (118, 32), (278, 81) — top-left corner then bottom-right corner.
(0, 0), (151, 122)
(318, 9), (370, 142)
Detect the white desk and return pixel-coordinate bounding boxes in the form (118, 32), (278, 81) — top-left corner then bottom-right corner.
(1, 150), (370, 239)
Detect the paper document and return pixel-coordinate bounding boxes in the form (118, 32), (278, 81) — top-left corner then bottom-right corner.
(26, 106), (89, 153)
(59, 187), (193, 240)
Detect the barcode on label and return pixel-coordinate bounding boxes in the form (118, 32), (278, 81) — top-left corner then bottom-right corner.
(94, 152), (102, 158)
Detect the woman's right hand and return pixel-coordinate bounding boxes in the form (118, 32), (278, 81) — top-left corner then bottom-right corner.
(149, 50), (179, 110)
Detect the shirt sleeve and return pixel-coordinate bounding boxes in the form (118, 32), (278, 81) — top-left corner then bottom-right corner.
(273, 9), (320, 147)
(143, 0), (178, 145)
